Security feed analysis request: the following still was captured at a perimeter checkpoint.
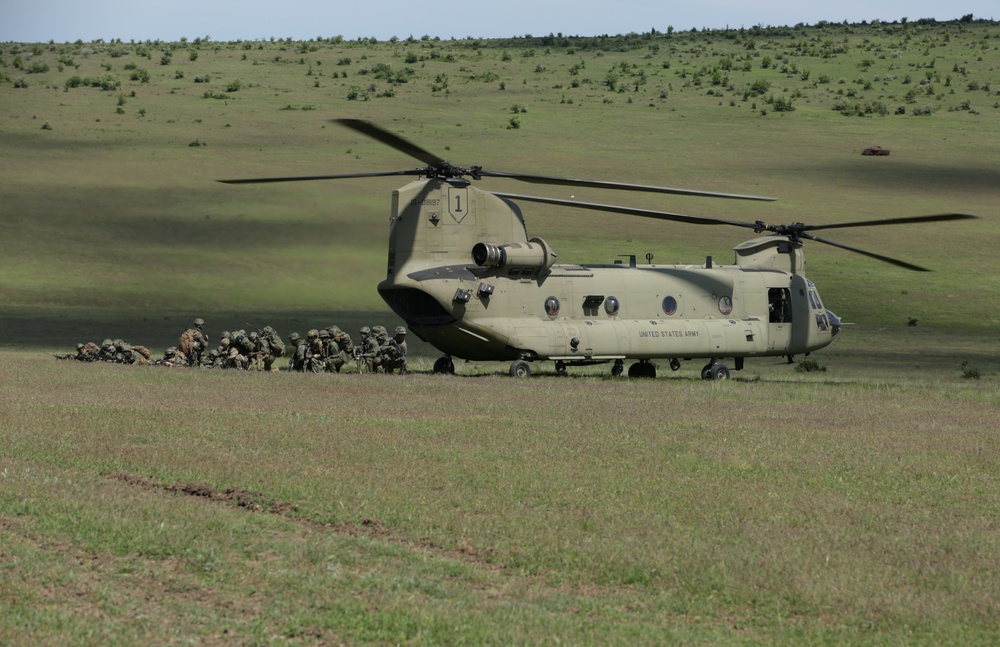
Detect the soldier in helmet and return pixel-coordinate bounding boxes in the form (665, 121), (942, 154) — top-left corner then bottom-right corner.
(359, 326), (381, 373)
(305, 329), (325, 372)
(156, 346), (188, 366)
(254, 326), (283, 371)
(228, 330), (254, 369)
(286, 332), (306, 371)
(201, 348), (222, 368)
(381, 326), (409, 374)
(319, 328), (347, 373)
(179, 318), (209, 366)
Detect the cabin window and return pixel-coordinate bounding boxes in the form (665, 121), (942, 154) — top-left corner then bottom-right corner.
(605, 296), (620, 316)
(718, 296), (733, 316)
(662, 296), (677, 316)
(545, 296), (560, 317)
(768, 288), (791, 323)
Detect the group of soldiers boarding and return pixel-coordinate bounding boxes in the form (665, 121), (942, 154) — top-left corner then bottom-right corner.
(56, 318), (409, 374)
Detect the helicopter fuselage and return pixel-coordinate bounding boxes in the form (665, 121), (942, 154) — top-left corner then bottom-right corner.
(377, 178), (839, 369)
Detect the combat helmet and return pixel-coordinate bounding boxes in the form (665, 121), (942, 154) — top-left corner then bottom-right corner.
(394, 326), (407, 336)
(288, 332), (301, 343)
(359, 326), (371, 336)
(194, 318), (205, 328)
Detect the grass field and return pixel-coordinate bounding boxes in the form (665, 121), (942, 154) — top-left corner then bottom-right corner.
(2, 18), (999, 645)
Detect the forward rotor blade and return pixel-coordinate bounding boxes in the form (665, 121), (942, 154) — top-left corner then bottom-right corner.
(493, 192), (758, 229)
(800, 232), (932, 271)
(481, 171), (776, 201)
(218, 169), (426, 184)
(801, 213), (978, 232)
(334, 118), (447, 168)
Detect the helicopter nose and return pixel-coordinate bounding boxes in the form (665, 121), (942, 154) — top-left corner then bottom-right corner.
(826, 310), (842, 337)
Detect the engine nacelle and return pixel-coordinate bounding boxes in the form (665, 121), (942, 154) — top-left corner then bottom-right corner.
(472, 237), (556, 272)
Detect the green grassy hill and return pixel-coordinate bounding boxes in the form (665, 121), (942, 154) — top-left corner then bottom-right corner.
(2, 19), (999, 354)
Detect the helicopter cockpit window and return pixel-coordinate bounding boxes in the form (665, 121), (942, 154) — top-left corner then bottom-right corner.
(768, 288), (791, 323)
(605, 296), (620, 316)
(662, 296), (677, 316)
(545, 296), (560, 317)
(808, 289), (824, 311)
(718, 296), (733, 316)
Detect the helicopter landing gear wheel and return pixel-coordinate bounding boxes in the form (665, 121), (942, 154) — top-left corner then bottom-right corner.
(433, 356), (455, 375)
(669, 358), (681, 371)
(509, 359), (531, 378)
(701, 360), (730, 381)
(710, 364), (730, 380)
(627, 361), (656, 379)
(554, 360), (567, 376)
(611, 359), (624, 377)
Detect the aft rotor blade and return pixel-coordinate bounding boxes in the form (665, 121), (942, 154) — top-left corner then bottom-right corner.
(481, 171), (776, 201)
(800, 232), (932, 271)
(334, 118), (447, 168)
(493, 192), (758, 229)
(801, 213), (978, 232)
(218, 169), (426, 184)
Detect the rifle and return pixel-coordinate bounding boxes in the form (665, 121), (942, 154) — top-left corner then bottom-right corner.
(353, 346), (374, 373)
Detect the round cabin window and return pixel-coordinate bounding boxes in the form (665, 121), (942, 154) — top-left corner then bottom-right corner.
(719, 296), (733, 316)
(662, 296), (677, 316)
(544, 296), (560, 317)
(605, 296), (620, 316)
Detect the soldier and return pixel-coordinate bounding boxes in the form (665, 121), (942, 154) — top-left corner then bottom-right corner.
(305, 329), (325, 372)
(320, 328), (347, 373)
(201, 349), (222, 368)
(287, 332), (307, 371)
(215, 331), (231, 358)
(329, 325), (354, 356)
(358, 326), (381, 373)
(252, 326), (284, 371)
(179, 318), (209, 366)
(99, 339), (117, 362)
(155, 346), (188, 366)
(56, 342), (100, 361)
(228, 330), (254, 369)
(381, 326), (409, 374)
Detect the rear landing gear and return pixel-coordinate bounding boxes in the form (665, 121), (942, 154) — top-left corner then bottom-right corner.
(433, 356), (455, 375)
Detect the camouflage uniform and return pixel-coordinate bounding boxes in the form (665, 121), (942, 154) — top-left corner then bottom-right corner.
(56, 342), (101, 361)
(228, 330), (254, 370)
(305, 329), (325, 373)
(201, 349), (222, 368)
(259, 326), (284, 371)
(381, 326), (409, 374)
(286, 332), (307, 371)
(155, 347), (188, 366)
(358, 326), (382, 373)
(179, 318), (209, 367)
(318, 329), (345, 373)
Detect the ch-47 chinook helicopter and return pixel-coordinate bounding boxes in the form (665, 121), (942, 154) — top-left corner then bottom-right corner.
(221, 119), (977, 379)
